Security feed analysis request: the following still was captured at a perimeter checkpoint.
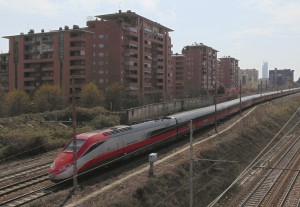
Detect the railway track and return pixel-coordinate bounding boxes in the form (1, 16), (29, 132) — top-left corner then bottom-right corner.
(0, 160), (54, 206)
(0, 183), (60, 207)
(238, 135), (300, 206)
(0, 173), (49, 197)
(0, 162), (51, 184)
(214, 117), (300, 207)
(278, 171), (300, 206)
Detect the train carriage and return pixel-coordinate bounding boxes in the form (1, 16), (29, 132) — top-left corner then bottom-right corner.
(49, 88), (300, 181)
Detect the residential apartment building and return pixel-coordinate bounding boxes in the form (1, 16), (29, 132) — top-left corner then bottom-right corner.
(94, 10), (173, 103)
(5, 27), (94, 97)
(3, 10), (173, 104)
(0, 53), (9, 93)
(172, 53), (185, 98)
(239, 69), (258, 88)
(218, 56), (239, 89)
(183, 44), (218, 95)
(269, 68), (294, 87)
(171, 43), (218, 98)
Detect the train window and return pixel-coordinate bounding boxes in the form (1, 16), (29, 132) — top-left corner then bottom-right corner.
(64, 139), (85, 152)
(82, 141), (105, 156)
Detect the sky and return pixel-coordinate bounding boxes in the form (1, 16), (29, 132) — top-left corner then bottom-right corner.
(0, 0), (299, 79)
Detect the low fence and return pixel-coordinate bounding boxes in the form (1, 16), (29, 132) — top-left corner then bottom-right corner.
(125, 96), (214, 124)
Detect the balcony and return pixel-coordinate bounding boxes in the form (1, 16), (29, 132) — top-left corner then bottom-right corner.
(70, 74), (85, 79)
(69, 65), (86, 70)
(124, 73), (138, 79)
(69, 35), (85, 42)
(41, 67), (54, 72)
(23, 76), (36, 81)
(124, 65), (138, 70)
(41, 39), (53, 44)
(24, 50), (39, 55)
(125, 26), (138, 33)
(24, 40), (36, 45)
(70, 56), (86, 61)
(24, 58), (53, 63)
(42, 76), (54, 81)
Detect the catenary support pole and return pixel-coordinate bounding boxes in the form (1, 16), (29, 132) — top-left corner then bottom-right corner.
(189, 120), (193, 207)
(239, 80), (242, 114)
(214, 82), (218, 132)
(72, 77), (78, 189)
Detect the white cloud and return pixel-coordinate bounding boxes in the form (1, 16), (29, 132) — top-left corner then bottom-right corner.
(241, 0), (300, 31)
(272, 2), (300, 27)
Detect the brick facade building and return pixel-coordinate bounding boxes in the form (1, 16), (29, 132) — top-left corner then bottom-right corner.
(3, 10), (173, 104)
(0, 53), (9, 93)
(172, 43), (218, 98)
(218, 56), (239, 89)
(269, 68), (294, 87)
(239, 69), (258, 88)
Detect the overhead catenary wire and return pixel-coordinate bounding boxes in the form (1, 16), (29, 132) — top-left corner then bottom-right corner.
(66, 103), (261, 207)
(207, 105), (300, 207)
(0, 89), (297, 164)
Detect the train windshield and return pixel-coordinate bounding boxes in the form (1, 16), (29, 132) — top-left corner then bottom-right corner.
(64, 139), (85, 152)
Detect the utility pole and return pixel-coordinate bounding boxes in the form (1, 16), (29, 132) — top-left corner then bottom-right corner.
(214, 82), (218, 133)
(189, 120), (193, 207)
(72, 77), (78, 189)
(239, 80), (242, 114)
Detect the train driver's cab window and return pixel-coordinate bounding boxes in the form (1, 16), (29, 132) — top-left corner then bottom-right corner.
(64, 139), (85, 152)
(82, 141), (105, 156)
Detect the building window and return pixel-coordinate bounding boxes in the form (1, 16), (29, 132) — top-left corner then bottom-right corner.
(99, 34), (104, 39)
(99, 44), (104, 48)
(99, 52), (104, 57)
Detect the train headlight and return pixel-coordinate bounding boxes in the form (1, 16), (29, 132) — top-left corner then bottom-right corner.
(50, 163), (56, 170)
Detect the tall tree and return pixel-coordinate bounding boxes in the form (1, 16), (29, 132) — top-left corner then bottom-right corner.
(4, 89), (31, 116)
(217, 85), (225, 95)
(33, 84), (66, 112)
(105, 82), (123, 111)
(80, 82), (104, 108)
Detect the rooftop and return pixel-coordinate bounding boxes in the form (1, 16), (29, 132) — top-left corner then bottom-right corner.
(96, 10), (173, 32)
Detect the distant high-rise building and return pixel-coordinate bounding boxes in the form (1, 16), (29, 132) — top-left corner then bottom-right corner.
(262, 62), (268, 78)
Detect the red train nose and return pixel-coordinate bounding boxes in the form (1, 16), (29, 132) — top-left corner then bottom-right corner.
(49, 152), (74, 174)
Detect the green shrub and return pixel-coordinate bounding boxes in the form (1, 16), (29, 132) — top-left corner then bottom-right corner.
(90, 114), (120, 129)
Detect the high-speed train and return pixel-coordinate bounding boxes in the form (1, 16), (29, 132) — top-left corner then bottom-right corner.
(49, 88), (299, 181)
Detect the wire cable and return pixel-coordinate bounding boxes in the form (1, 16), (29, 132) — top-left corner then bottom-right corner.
(207, 105), (300, 207)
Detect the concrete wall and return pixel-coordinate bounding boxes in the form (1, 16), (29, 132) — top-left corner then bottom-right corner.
(125, 96), (213, 124)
